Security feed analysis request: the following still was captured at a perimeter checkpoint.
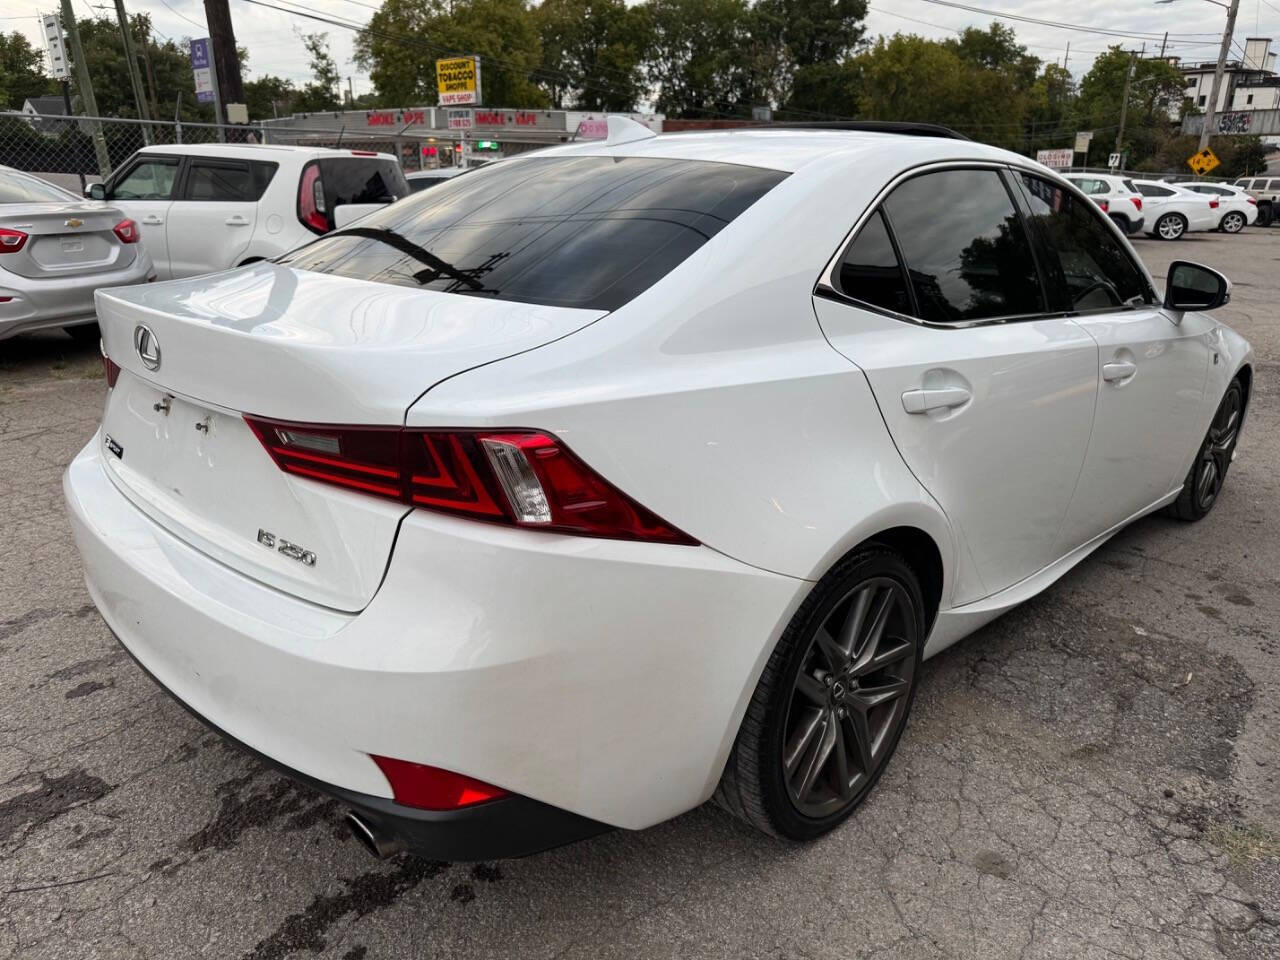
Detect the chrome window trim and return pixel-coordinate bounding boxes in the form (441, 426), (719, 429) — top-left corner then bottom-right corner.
(815, 158), (1159, 329)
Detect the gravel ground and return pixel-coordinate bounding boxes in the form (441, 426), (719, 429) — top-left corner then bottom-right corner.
(1, 230), (1278, 960)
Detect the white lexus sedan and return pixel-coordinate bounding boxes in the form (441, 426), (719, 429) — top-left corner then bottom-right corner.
(64, 121), (1252, 861)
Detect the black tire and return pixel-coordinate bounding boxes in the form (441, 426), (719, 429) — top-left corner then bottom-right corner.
(63, 322), (100, 343)
(1108, 214), (1131, 234)
(1165, 379), (1243, 521)
(1258, 203), (1274, 227)
(715, 545), (925, 840)
(1219, 211), (1247, 234)
(1153, 213), (1188, 241)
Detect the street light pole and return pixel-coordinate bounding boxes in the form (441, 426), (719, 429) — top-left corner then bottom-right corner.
(1200, 0), (1241, 150)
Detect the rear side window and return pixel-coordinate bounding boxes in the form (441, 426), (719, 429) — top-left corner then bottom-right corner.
(1122, 179), (1138, 192)
(1137, 184), (1175, 197)
(318, 158), (409, 208)
(184, 160), (276, 201)
(1019, 174), (1151, 312)
(880, 168), (1044, 324)
(1268, 180), (1280, 190)
(835, 210), (912, 315)
(280, 156), (787, 311)
(1236, 179), (1255, 188)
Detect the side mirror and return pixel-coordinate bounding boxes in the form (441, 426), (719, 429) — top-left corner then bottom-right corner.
(87, 183), (106, 201)
(1163, 260), (1230, 314)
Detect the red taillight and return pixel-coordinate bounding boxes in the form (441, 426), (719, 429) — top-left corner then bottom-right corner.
(371, 755), (507, 810)
(298, 162), (328, 234)
(1209, 199), (1220, 209)
(112, 218), (140, 244)
(1130, 196), (1142, 211)
(1247, 196), (1258, 205)
(243, 417), (698, 545)
(1098, 199), (1109, 212)
(0, 227), (28, 253)
(100, 340), (120, 387)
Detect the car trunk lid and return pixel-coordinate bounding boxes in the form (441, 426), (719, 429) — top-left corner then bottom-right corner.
(1, 202), (135, 279)
(95, 262), (605, 611)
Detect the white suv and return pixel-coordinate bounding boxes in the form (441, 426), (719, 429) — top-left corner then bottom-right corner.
(88, 144), (408, 280)
(1063, 173), (1145, 235)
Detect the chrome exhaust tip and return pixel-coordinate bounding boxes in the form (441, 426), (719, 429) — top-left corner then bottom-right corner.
(345, 811), (406, 859)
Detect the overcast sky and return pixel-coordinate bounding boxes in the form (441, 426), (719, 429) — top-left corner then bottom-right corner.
(1, 0), (1278, 106)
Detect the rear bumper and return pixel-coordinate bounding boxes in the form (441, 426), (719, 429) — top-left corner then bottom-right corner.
(65, 435), (803, 841)
(0, 253), (154, 339)
(114, 633), (610, 860)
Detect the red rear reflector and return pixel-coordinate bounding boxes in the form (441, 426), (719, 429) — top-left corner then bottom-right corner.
(112, 218), (140, 243)
(243, 417), (697, 545)
(0, 228), (28, 253)
(371, 755), (507, 810)
(1098, 199), (1109, 212)
(0, 296), (12, 303)
(100, 341), (120, 387)
(1130, 196), (1142, 211)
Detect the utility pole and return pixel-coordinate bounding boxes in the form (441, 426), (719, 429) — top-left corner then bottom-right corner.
(1115, 49), (1138, 164)
(140, 32), (159, 121)
(204, 0), (245, 130)
(1063, 41), (1070, 71)
(1159, 31), (1169, 59)
(1200, 0), (1241, 150)
(112, 0), (152, 143)
(346, 76), (354, 107)
(60, 0), (111, 180)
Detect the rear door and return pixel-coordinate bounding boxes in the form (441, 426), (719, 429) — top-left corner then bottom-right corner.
(106, 154), (179, 278)
(813, 165), (1099, 603)
(166, 158), (272, 277)
(1014, 172), (1212, 548)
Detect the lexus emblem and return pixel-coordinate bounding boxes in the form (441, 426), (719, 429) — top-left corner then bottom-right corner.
(64, 217), (83, 228)
(133, 324), (161, 371)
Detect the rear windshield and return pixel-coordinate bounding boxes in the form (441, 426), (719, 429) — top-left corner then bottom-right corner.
(0, 170), (77, 203)
(318, 157), (408, 209)
(280, 156), (787, 311)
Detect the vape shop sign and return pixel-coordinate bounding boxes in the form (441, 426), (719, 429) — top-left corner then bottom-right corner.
(437, 56), (482, 106)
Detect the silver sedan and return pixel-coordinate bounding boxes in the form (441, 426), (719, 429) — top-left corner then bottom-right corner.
(0, 166), (154, 342)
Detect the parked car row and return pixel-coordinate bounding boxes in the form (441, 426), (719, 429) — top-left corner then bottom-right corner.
(2, 145), (408, 342)
(1063, 172), (1258, 240)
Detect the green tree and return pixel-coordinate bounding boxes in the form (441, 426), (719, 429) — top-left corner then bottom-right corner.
(355, 0), (547, 107)
(68, 15), (206, 121)
(1077, 47), (1187, 167)
(294, 32), (341, 111)
(641, 0), (754, 117)
(244, 75), (298, 119)
(536, 0), (644, 110)
(0, 31), (54, 110)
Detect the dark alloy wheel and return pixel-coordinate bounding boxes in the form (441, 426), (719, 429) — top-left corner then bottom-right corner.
(1166, 379), (1244, 521)
(1219, 211), (1247, 234)
(715, 547), (925, 840)
(782, 576), (918, 818)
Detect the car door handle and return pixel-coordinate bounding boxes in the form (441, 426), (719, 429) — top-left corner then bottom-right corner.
(141, 215), (164, 225)
(225, 216), (250, 226)
(1102, 360), (1137, 382)
(901, 386), (972, 414)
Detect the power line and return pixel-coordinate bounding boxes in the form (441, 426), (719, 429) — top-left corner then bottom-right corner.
(907, 0), (1224, 41)
(155, 0), (207, 31)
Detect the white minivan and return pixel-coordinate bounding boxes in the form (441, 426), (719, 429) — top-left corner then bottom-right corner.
(88, 144), (408, 279)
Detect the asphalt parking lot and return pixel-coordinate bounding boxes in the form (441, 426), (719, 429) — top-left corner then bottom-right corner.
(2, 230), (1279, 960)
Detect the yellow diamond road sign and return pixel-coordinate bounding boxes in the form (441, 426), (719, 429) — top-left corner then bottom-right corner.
(1187, 147), (1221, 176)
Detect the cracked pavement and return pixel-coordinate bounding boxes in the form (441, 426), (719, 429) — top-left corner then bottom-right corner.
(1, 232), (1278, 959)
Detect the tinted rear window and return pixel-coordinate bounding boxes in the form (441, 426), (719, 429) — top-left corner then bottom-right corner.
(318, 158), (408, 209)
(281, 156), (787, 311)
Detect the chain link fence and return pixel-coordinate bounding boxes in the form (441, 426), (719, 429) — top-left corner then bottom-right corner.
(0, 113), (450, 192)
